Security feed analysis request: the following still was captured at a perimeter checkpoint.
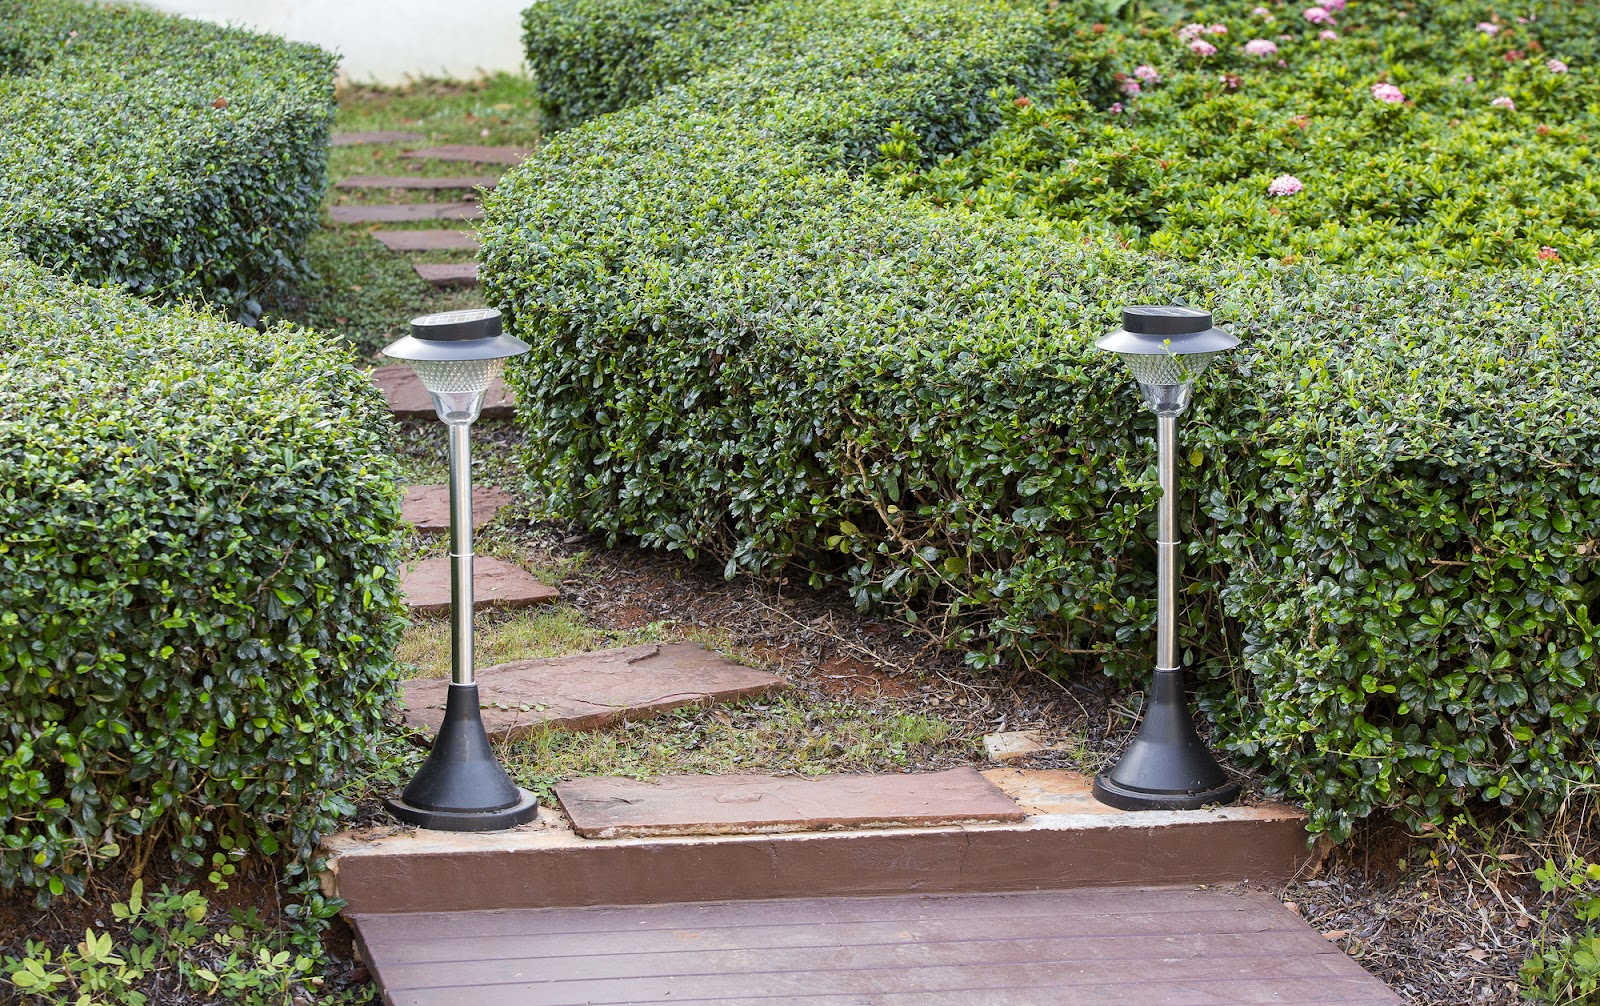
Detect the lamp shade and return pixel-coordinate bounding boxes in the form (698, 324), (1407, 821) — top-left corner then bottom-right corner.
(1096, 306), (1238, 415)
(382, 309), (530, 424)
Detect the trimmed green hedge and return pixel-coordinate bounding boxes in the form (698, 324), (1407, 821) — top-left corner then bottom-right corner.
(490, 0), (1600, 839)
(0, 0), (336, 322)
(0, 249), (407, 901)
(522, 0), (760, 130)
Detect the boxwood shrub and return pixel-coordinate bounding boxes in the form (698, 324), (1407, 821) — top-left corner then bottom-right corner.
(0, 0), (336, 322)
(0, 248), (407, 902)
(521, 0), (761, 130)
(489, 0), (1600, 839)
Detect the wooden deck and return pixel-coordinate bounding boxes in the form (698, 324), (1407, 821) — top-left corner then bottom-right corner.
(351, 886), (1403, 1005)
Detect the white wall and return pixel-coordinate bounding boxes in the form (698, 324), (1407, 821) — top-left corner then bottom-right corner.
(137, 1), (529, 84)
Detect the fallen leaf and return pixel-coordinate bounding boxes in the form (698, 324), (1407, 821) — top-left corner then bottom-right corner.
(1467, 949), (1488, 962)
(1324, 930), (1348, 940)
(212, 96), (228, 109)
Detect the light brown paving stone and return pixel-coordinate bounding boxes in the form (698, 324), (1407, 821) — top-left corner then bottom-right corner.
(400, 556), (559, 616)
(404, 144), (532, 165)
(402, 485), (517, 533)
(979, 767), (1125, 816)
(337, 175), (498, 190)
(329, 201), (483, 224)
(370, 365), (515, 420)
(330, 130), (425, 146)
(413, 262), (479, 288)
(556, 767), (1026, 839)
(374, 229), (481, 252)
(982, 730), (1049, 761)
(374, 229), (480, 252)
(400, 643), (788, 742)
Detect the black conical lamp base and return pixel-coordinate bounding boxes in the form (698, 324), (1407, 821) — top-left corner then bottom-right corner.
(385, 683), (540, 832)
(1092, 668), (1240, 811)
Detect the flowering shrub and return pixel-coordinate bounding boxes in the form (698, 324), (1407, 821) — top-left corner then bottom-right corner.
(875, 0), (1599, 267)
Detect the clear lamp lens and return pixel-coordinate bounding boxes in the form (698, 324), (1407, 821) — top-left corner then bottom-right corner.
(408, 357), (507, 425)
(1118, 351), (1217, 387)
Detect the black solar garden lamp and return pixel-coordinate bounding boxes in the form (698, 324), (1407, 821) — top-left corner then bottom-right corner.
(1091, 305), (1242, 811)
(381, 308), (540, 831)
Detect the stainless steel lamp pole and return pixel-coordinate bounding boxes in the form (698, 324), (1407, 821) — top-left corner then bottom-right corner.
(1092, 305), (1242, 811)
(381, 308), (540, 831)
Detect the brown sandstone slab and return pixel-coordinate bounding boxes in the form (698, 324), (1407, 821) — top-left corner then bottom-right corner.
(337, 175), (498, 190)
(400, 556), (559, 616)
(556, 768), (1026, 839)
(331, 130), (424, 146)
(401, 485), (516, 533)
(404, 144), (532, 165)
(413, 262), (479, 287)
(374, 229), (480, 252)
(329, 201), (482, 224)
(370, 365), (514, 420)
(400, 643), (787, 742)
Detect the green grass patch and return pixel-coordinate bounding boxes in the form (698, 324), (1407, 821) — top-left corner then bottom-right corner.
(500, 695), (959, 801)
(395, 606), (606, 678)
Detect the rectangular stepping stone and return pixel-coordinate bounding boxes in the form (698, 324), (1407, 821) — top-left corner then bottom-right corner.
(557, 767), (1026, 839)
(404, 144), (532, 165)
(329, 201), (483, 224)
(371, 364), (514, 420)
(374, 229), (480, 252)
(401, 556), (559, 616)
(400, 643), (787, 741)
(402, 485), (515, 533)
(337, 175), (498, 190)
(413, 262), (479, 288)
(331, 130), (425, 146)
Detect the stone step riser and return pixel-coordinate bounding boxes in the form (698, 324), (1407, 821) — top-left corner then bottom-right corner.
(324, 783), (1315, 916)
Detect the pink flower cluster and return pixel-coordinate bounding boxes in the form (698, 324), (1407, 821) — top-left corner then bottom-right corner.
(1179, 22), (1228, 41)
(1134, 64), (1161, 83)
(1548, 59), (1569, 73)
(1245, 38), (1279, 57)
(1370, 82), (1404, 103)
(1322, 0), (1346, 9)
(1319, 29), (1339, 40)
(1268, 174), (1304, 196)
(1303, 6), (1334, 24)
(1122, 79), (1142, 96)
(1538, 246), (1560, 261)
(1253, 5), (1275, 19)
(1491, 95), (1515, 109)
(1190, 39), (1218, 55)
(1476, 21), (1499, 34)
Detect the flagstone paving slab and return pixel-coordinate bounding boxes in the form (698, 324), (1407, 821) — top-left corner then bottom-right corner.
(374, 229), (480, 252)
(337, 174), (498, 190)
(329, 201), (482, 224)
(404, 144), (532, 165)
(402, 485), (516, 533)
(400, 643), (787, 741)
(371, 364), (514, 420)
(413, 262), (479, 287)
(556, 767), (1026, 839)
(331, 130), (424, 146)
(401, 556), (559, 616)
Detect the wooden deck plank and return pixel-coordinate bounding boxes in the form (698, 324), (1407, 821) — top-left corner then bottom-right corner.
(376, 930), (1339, 986)
(356, 907), (1309, 962)
(354, 888), (1402, 1006)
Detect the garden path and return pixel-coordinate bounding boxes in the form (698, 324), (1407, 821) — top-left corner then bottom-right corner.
(322, 131), (1396, 1006)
